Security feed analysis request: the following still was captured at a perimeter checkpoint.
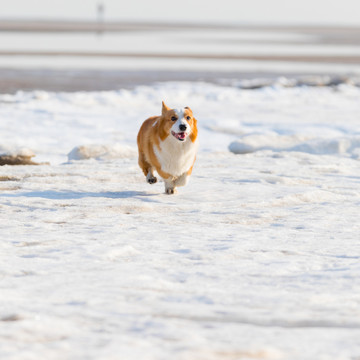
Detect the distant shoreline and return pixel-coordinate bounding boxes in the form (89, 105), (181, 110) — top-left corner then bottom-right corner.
(0, 19), (360, 34)
(1, 20), (360, 93)
(0, 68), (357, 94)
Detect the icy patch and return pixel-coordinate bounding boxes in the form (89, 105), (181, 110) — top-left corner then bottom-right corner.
(68, 144), (137, 161)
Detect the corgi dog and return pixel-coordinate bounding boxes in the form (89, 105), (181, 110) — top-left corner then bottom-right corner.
(137, 101), (198, 194)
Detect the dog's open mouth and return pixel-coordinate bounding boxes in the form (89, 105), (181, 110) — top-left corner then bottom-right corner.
(171, 131), (187, 141)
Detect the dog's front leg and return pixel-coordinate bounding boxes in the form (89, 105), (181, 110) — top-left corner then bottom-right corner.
(164, 178), (177, 195)
(174, 173), (189, 187)
(146, 168), (157, 184)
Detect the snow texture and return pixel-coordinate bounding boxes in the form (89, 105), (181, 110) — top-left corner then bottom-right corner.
(1, 81), (360, 360)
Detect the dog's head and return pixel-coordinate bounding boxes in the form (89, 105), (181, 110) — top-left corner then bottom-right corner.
(159, 101), (198, 143)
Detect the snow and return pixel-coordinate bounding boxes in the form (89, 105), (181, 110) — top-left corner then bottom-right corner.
(68, 144), (137, 161)
(1, 81), (360, 359)
(0, 146), (34, 157)
(229, 134), (360, 156)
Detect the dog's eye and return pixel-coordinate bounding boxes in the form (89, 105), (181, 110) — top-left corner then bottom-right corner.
(186, 116), (191, 121)
(171, 116), (177, 121)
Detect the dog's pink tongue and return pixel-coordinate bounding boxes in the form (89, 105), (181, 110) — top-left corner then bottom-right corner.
(179, 132), (186, 139)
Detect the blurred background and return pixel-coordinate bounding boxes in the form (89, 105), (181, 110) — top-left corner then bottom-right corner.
(0, 0), (360, 92)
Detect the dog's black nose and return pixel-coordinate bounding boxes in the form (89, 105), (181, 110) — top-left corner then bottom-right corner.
(179, 124), (187, 131)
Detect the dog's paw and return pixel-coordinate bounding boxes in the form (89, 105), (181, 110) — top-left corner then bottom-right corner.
(165, 188), (177, 195)
(147, 176), (157, 184)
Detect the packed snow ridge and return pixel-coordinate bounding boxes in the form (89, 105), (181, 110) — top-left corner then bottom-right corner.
(68, 144), (137, 161)
(229, 134), (360, 157)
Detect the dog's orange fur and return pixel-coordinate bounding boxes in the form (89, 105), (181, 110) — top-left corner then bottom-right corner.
(137, 101), (198, 193)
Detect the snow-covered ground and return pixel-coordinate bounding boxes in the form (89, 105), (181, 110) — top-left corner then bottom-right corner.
(1, 81), (360, 359)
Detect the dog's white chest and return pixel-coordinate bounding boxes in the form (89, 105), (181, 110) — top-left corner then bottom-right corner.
(154, 137), (197, 177)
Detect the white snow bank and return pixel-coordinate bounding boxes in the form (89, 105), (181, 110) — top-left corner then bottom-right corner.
(68, 144), (137, 161)
(229, 134), (360, 157)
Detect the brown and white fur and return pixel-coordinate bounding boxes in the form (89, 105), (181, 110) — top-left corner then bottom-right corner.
(137, 101), (198, 194)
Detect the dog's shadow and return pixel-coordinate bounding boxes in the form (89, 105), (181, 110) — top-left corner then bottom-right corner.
(2, 190), (157, 200)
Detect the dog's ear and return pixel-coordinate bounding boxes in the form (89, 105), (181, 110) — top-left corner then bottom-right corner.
(190, 117), (198, 143)
(184, 106), (192, 113)
(162, 101), (170, 115)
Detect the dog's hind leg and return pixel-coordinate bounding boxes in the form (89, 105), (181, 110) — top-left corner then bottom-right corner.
(138, 152), (157, 184)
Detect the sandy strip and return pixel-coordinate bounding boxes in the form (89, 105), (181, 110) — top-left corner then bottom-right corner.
(0, 20), (360, 33)
(0, 20), (263, 32)
(1, 50), (360, 64)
